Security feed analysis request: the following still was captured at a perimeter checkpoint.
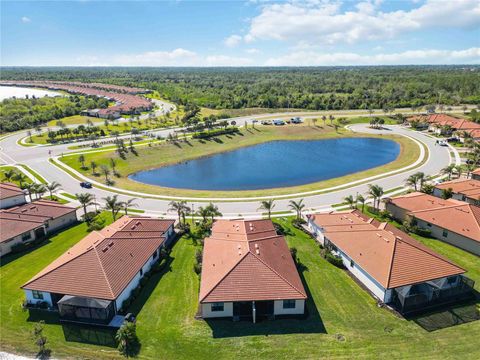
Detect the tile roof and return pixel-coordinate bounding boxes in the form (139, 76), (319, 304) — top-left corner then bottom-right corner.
(0, 212), (44, 243)
(22, 216), (175, 300)
(6, 199), (76, 221)
(435, 179), (480, 200)
(199, 219), (307, 303)
(388, 192), (480, 243)
(313, 211), (465, 289)
(472, 168), (480, 175)
(0, 182), (25, 201)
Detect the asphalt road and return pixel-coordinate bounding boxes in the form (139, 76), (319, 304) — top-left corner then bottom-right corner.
(1, 115), (453, 218)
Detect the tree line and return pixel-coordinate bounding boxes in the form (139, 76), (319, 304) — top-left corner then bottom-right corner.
(2, 66), (479, 112)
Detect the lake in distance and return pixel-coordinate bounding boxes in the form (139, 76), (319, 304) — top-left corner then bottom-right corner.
(129, 138), (400, 190)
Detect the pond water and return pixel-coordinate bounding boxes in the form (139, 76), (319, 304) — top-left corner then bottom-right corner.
(0, 86), (62, 101)
(129, 138), (400, 190)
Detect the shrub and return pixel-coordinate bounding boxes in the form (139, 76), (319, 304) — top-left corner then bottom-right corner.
(414, 228), (432, 238)
(140, 277), (148, 287)
(122, 298), (132, 311)
(132, 286), (141, 298)
(192, 127), (239, 139)
(326, 253), (344, 268)
(193, 262), (202, 275)
(292, 218), (307, 226)
(11, 242), (29, 253)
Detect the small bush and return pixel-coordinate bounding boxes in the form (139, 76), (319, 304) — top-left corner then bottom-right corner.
(132, 286), (141, 298)
(140, 277), (148, 287)
(122, 298), (131, 311)
(192, 127), (239, 139)
(326, 253), (344, 268)
(193, 262), (202, 275)
(292, 218), (307, 226)
(414, 228), (432, 238)
(11, 242), (29, 253)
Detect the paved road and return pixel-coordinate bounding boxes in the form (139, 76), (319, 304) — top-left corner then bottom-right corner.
(1, 114), (453, 218)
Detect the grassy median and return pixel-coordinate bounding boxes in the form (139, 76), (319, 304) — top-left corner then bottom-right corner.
(59, 124), (421, 199)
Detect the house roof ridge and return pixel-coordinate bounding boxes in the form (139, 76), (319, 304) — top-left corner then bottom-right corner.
(385, 236), (399, 288)
(92, 243), (116, 299)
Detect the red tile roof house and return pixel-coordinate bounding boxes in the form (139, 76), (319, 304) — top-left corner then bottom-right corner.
(472, 168), (480, 181)
(308, 210), (474, 314)
(433, 178), (480, 205)
(0, 212), (46, 257)
(199, 219), (307, 322)
(22, 216), (175, 327)
(385, 192), (480, 256)
(0, 182), (26, 209)
(5, 199), (78, 234)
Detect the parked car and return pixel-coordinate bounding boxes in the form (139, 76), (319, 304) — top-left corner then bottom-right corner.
(273, 119), (285, 126)
(291, 117), (303, 124)
(80, 182), (93, 189)
(261, 120), (272, 125)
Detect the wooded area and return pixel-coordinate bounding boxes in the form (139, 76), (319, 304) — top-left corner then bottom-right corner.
(2, 66), (479, 111)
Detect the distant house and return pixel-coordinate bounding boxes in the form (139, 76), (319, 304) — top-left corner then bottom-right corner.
(199, 219), (307, 322)
(0, 212), (46, 257)
(22, 216), (175, 326)
(385, 192), (480, 255)
(308, 210), (474, 314)
(0, 183), (26, 209)
(433, 178), (480, 205)
(6, 199), (78, 234)
(472, 168), (480, 181)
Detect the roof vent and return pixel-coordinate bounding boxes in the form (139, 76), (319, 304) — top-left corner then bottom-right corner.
(255, 244), (259, 249)
(256, 249), (260, 255)
(108, 241), (114, 247)
(102, 247), (108, 253)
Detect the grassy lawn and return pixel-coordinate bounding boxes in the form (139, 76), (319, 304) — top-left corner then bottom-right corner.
(46, 115), (103, 127)
(0, 165), (34, 186)
(17, 164), (48, 184)
(59, 125), (420, 199)
(1, 217), (478, 359)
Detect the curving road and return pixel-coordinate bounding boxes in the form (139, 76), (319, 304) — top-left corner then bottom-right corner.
(1, 111), (455, 218)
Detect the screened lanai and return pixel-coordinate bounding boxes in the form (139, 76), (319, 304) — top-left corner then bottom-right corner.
(58, 295), (115, 325)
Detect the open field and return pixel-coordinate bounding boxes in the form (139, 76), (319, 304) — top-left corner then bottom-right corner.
(1, 217), (478, 359)
(59, 124), (421, 198)
(46, 115), (103, 127)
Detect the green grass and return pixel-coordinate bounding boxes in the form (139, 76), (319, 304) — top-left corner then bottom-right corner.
(59, 125), (421, 199)
(59, 192), (77, 200)
(46, 115), (102, 127)
(0, 166), (34, 186)
(42, 196), (70, 204)
(1, 217), (479, 359)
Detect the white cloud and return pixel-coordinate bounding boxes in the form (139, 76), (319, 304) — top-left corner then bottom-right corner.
(224, 35), (242, 47)
(264, 47), (480, 66)
(74, 48), (253, 67)
(21, 16), (31, 23)
(245, 48), (261, 54)
(244, 0), (480, 45)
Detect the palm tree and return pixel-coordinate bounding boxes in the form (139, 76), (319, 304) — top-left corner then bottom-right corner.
(2, 168), (17, 182)
(441, 164), (456, 180)
(414, 172), (426, 189)
(321, 115), (327, 127)
(13, 173), (28, 187)
(46, 181), (61, 200)
(110, 158), (117, 175)
(405, 174), (419, 191)
(100, 165), (110, 184)
(197, 206), (210, 224)
(90, 161), (98, 175)
(343, 195), (356, 209)
(103, 195), (122, 220)
(289, 199), (305, 220)
(368, 184), (384, 210)
(33, 184), (46, 199)
(23, 182), (35, 202)
(169, 200), (188, 225)
(206, 202), (222, 222)
(77, 191), (95, 214)
(258, 199), (275, 219)
(78, 154), (86, 169)
(122, 198), (138, 215)
(356, 194), (366, 212)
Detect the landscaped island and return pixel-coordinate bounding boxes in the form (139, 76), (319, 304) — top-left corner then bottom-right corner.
(59, 124), (420, 198)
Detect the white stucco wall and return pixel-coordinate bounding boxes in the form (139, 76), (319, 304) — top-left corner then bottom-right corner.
(432, 188), (464, 202)
(0, 228), (38, 257)
(45, 212), (78, 233)
(201, 302), (233, 318)
(24, 289), (53, 307)
(273, 299), (305, 315)
(0, 194), (26, 209)
(415, 219), (480, 256)
(308, 219), (325, 245)
(326, 237), (387, 302)
(385, 203), (408, 222)
(163, 225), (175, 247)
(115, 248), (160, 310)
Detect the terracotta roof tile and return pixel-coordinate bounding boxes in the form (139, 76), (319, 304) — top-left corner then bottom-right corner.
(0, 211), (44, 243)
(199, 219), (306, 303)
(22, 216), (174, 300)
(0, 182), (25, 201)
(7, 200), (76, 221)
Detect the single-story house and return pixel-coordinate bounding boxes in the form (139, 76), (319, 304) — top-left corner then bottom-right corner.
(199, 219), (307, 322)
(6, 199), (78, 234)
(0, 212), (46, 256)
(433, 178), (480, 205)
(309, 210), (474, 314)
(385, 192), (480, 256)
(22, 216), (175, 326)
(472, 168), (480, 181)
(0, 182), (26, 209)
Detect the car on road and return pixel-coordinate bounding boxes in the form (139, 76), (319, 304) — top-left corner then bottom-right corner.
(80, 182), (93, 189)
(273, 119), (286, 126)
(291, 117), (303, 124)
(261, 120), (272, 125)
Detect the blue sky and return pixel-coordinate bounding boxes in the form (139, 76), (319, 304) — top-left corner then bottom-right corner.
(1, 0), (479, 66)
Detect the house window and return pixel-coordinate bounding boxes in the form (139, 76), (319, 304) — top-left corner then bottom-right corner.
(283, 300), (296, 309)
(350, 259), (355, 268)
(32, 290), (44, 300)
(22, 233), (32, 241)
(211, 302), (224, 312)
(442, 229), (448, 237)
